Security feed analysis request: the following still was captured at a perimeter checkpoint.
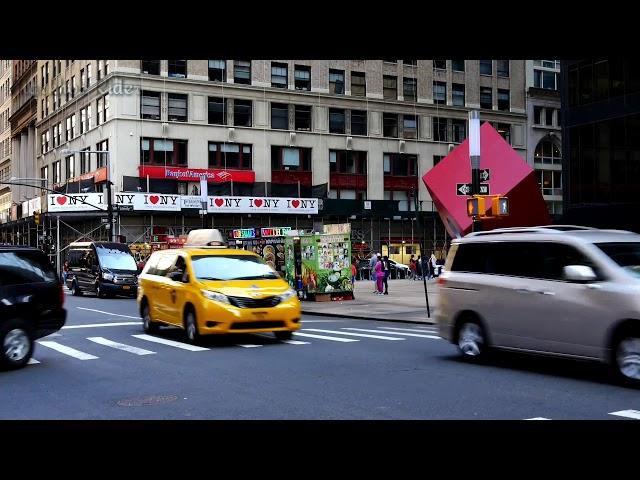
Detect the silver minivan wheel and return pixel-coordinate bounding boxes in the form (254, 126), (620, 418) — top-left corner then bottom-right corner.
(4, 329), (30, 362)
(616, 337), (640, 381)
(458, 322), (485, 357)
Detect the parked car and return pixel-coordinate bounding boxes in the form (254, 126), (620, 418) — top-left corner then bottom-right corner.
(389, 260), (410, 279)
(436, 225), (640, 386)
(66, 241), (138, 298)
(0, 246), (66, 370)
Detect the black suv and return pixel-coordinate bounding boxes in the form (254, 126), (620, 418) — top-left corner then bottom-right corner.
(0, 246), (66, 370)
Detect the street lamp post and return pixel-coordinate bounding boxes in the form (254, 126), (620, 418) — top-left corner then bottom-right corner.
(468, 110), (482, 232)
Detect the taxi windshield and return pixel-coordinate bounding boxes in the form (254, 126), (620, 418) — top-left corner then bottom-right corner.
(595, 242), (640, 278)
(191, 255), (279, 281)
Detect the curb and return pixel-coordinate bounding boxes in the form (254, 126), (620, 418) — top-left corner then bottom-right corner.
(301, 309), (435, 325)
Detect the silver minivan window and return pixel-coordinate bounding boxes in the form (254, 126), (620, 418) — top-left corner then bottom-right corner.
(595, 242), (640, 278)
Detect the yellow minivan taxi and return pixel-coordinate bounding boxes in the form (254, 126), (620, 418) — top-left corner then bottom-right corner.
(137, 229), (301, 343)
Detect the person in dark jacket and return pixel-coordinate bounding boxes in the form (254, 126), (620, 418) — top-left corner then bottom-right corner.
(382, 255), (391, 295)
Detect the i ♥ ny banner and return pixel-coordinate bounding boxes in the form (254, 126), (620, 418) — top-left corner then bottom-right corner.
(208, 197), (318, 214)
(48, 193), (107, 212)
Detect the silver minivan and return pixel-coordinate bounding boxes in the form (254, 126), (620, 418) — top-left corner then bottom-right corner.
(436, 226), (640, 385)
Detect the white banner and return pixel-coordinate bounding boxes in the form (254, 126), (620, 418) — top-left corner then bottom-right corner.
(48, 193), (107, 212)
(115, 193), (181, 211)
(207, 197), (318, 214)
(181, 195), (204, 209)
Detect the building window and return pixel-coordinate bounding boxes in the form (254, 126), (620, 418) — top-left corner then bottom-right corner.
(271, 146), (311, 171)
(234, 60), (251, 84)
(80, 68), (85, 92)
(53, 160), (61, 184)
(87, 63), (92, 86)
(142, 60), (160, 75)
(167, 93), (188, 122)
(208, 142), (252, 170)
(41, 166), (49, 183)
(383, 113), (398, 138)
(330, 150), (367, 174)
(351, 71), (366, 97)
(98, 60), (104, 80)
(208, 60), (226, 81)
(403, 77), (417, 102)
(497, 60), (509, 77)
(546, 109), (555, 126)
(497, 89), (510, 111)
(403, 60), (417, 66)
(80, 107), (88, 134)
(65, 155), (75, 179)
(207, 97), (227, 125)
(536, 169), (562, 196)
(271, 62), (288, 88)
(140, 91), (161, 120)
(294, 65), (311, 91)
(41, 132), (48, 154)
(52, 124), (59, 148)
(534, 140), (562, 165)
(452, 83), (465, 106)
(480, 87), (492, 109)
(168, 60), (187, 78)
(271, 103), (288, 130)
(403, 114), (418, 139)
(495, 123), (511, 144)
(329, 69), (345, 95)
(383, 60), (397, 64)
(534, 69), (559, 90)
(480, 60), (492, 75)
(534, 106), (543, 125)
(383, 153), (417, 176)
(433, 117), (447, 142)
(452, 119), (466, 143)
(329, 108), (346, 134)
(96, 94), (109, 124)
(65, 116), (72, 141)
(234, 99), (252, 127)
(433, 155), (444, 166)
(140, 138), (187, 166)
(351, 110), (367, 136)
(383, 75), (397, 100)
(65, 80), (70, 101)
(294, 105), (311, 131)
(433, 60), (446, 70)
(433, 81), (446, 105)
(451, 60), (465, 72)
(105, 60), (109, 76)
(58, 86), (63, 107)
(53, 90), (58, 110)
(80, 148), (91, 174)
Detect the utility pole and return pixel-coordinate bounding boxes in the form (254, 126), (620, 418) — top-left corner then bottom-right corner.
(469, 110), (482, 233)
(413, 177), (431, 319)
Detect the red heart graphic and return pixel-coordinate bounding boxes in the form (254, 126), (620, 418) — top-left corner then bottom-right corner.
(214, 198), (224, 207)
(292, 200), (300, 208)
(56, 196), (67, 205)
(254, 199), (263, 208)
(149, 195), (160, 205)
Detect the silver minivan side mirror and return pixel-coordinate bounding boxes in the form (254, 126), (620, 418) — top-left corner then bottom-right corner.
(563, 265), (597, 282)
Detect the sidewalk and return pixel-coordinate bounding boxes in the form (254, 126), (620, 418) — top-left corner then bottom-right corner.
(300, 278), (438, 324)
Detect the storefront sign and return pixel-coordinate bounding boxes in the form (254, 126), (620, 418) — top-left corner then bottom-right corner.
(232, 228), (256, 239)
(138, 166), (255, 183)
(208, 197), (318, 215)
(47, 193), (107, 212)
(180, 196), (204, 209)
(115, 193), (181, 212)
(323, 223), (351, 235)
(261, 227), (291, 237)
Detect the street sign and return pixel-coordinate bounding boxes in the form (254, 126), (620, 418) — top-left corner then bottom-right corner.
(115, 204), (134, 212)
(480, 169), (491, 182)
(101, 217), (118, 223)
(456, 183), (490, 196)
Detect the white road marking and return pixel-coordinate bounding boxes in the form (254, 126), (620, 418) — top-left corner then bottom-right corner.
(524, 417), (551, 420)
(37, 341), (99, 360)
(293, 332), (359, 343)
(87, 337), (156, 355)
(304, 328), (405, 341)
(77, 307), (140, 319)
(132, 334), (209, 351)
(377, 326), (438, 333)
(235, 344), (263, 348)
(344, 328), (441, 339)
(253, 333), (310, 345)
(28, 358), (40, 365)
(63, 322), (141, 329)
(609, 410), (640, 420)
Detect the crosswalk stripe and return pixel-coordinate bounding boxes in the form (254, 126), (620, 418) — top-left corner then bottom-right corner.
(253, 333), (310, 345)
(293, 332), (359, 343)
(131, 334), (209, 351)
(236, 344), (263, 348)
(609, 410), (640, 419)
(344, 328), (441, 339)
(304, 328), (405, 341)
(377, 327), (437, 333)
(28, 358), (40, 365)
(77, 307), (140, 319)
(37, 341), (99, 360)
(524, 417), (551, 420)
(87, 337), (156, 355)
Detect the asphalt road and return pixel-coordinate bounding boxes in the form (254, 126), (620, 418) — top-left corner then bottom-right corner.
(2, 290), (639, 420)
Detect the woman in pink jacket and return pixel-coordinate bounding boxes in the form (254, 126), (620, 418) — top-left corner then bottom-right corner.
(375, 258), (384, 295)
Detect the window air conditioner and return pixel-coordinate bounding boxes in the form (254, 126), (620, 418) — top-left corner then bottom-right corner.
(399, 140), (405, 153)
(228, 127), (235, 141)
(162, 122), (169, 134)
(289, 131), (296, 146)
(346, 136), (353, 150)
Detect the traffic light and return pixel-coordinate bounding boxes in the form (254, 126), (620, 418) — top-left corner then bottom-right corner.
(34, 211), (41, 225)
(466, 196), (485, 217)
(491, 196), (509, 216)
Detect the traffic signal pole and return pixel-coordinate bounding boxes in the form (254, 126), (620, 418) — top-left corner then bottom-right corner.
(469, 111), (482, 233)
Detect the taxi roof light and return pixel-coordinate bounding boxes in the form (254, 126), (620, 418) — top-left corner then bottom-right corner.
(184, 229), (228, 248)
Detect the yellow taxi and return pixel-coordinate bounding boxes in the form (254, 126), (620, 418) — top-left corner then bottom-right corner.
(136, 229), (301, 343)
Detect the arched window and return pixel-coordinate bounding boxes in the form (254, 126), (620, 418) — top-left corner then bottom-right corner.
(534, 139), (561, 165)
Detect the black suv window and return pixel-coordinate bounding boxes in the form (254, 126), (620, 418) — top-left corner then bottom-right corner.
(0, 250), (58, 286)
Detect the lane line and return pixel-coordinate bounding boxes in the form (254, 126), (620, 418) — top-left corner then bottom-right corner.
(37, 341), (99, 360)
(293, 332), (359, 343)
(235, 344), (263, 348)
(344, 328), (441, 339)
(63, 322), (141, 329)
(524, 417), (551, 420)
(132, 334), (209, 352)
(28, 358), (40, 365)
(304, 328), (405, 341)
(77, 307), (140, 319)
(377, 327), (438, 333)
(87, 337), (156, 355)
(609, 410), (640, 420)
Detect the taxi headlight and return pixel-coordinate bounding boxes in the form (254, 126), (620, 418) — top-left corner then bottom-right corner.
(201, 290), (230, 304)
(279, 289), (297, 301)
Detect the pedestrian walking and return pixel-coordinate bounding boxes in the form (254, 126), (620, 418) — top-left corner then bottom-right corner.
(351, 259), (357, 299)
(369, 252), (378, 292)
(409, 255), (416, 280)
(62, 260), (69, 285)
(382, 255), (390, 295)
(416, 255), (422, 280)
(430, 251), (438, 278)
(374, 257), (385, 294)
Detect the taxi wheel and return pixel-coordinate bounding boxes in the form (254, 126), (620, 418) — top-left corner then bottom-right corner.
(142, 304), (159, 334)
(185, 309), (201, 344)
(274, 331), (293, 341)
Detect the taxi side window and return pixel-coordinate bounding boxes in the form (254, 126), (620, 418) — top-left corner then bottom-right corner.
(144, 254), (160, 275)
(167, 256), (188, 282)
(155, 254), (176, 277)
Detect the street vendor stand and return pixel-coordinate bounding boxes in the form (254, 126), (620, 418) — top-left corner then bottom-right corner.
(228, 226), (290, 275)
